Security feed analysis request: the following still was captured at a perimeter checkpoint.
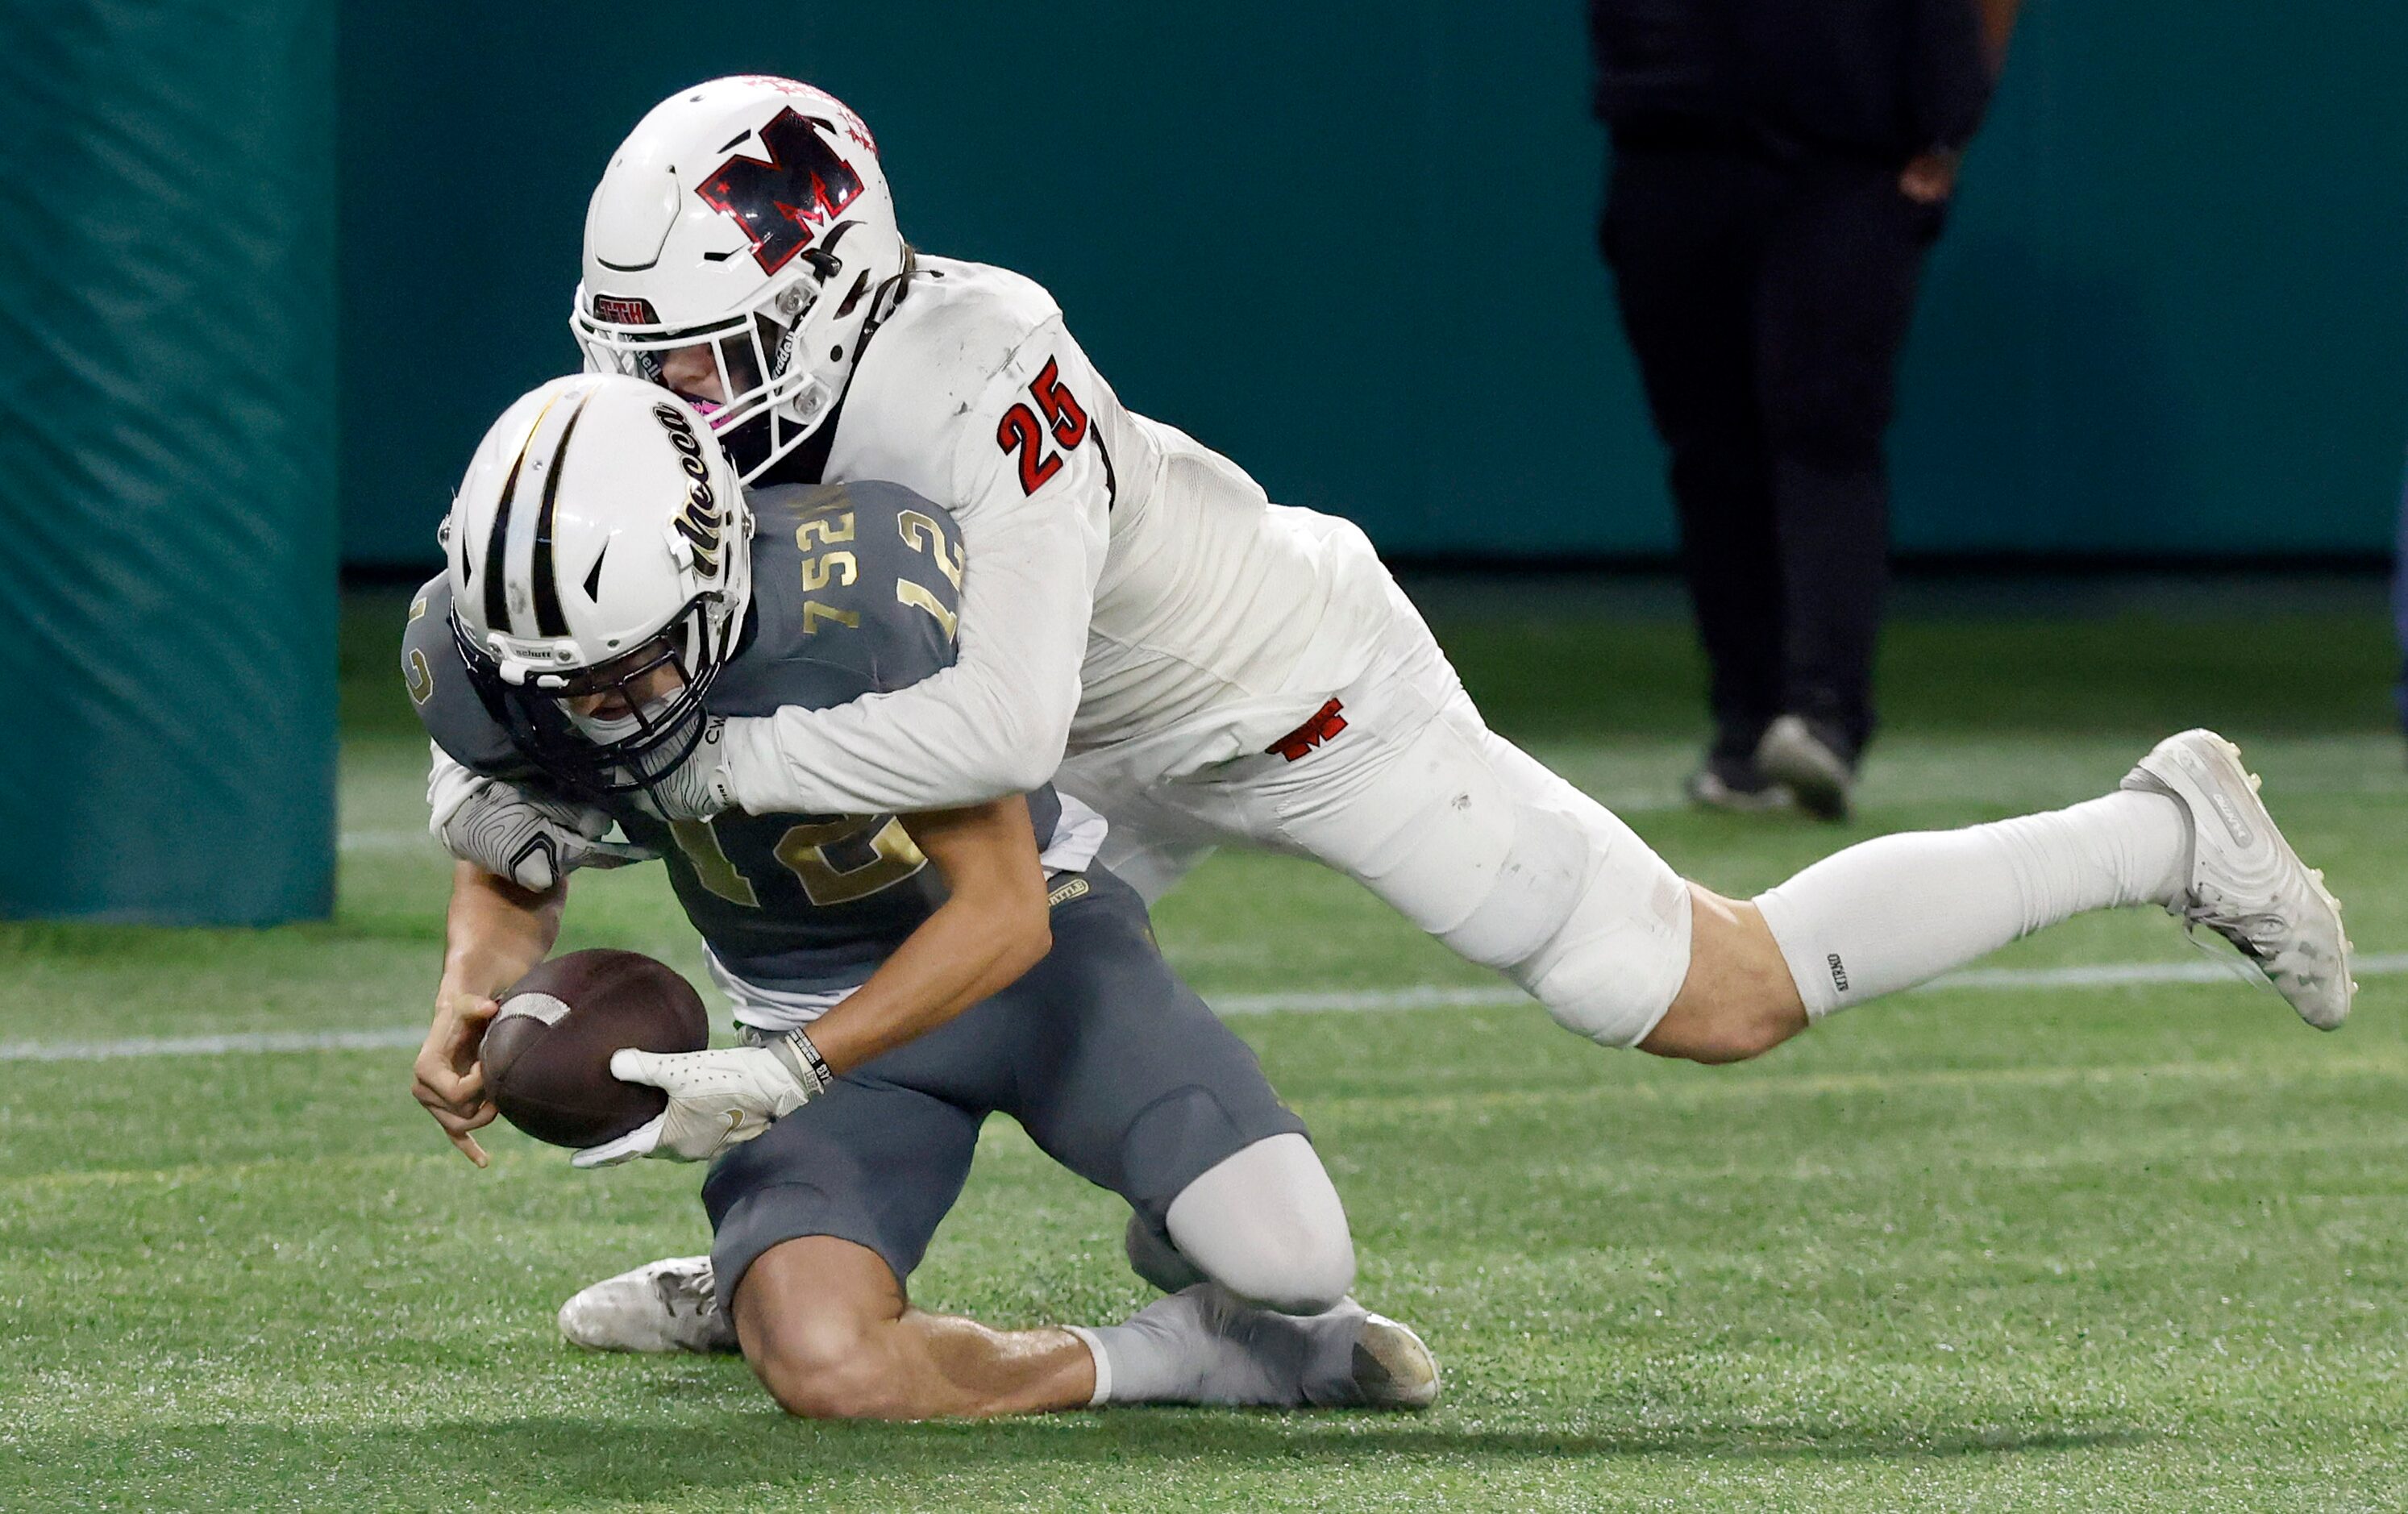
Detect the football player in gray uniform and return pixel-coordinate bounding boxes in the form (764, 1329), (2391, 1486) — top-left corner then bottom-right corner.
(405, 374), (1437, 1418)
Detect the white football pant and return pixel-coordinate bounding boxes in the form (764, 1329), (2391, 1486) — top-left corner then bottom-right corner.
(1057, 576), (1694, 1049)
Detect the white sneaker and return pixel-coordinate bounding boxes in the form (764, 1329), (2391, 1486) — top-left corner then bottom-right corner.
(1756, 715), (1855, 821)
(2122, 729), (2355, 1029)
(556, 1255), (738, 1354)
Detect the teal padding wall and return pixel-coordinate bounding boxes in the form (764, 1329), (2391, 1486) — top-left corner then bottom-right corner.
(0, 2), (337, 922)
(339, 1), (2408, 565)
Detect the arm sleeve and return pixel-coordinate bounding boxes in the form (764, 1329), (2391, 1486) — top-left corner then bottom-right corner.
(720, 332), (1111, 815)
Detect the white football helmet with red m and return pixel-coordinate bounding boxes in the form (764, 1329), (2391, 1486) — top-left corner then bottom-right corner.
(572, 76), (908, 481)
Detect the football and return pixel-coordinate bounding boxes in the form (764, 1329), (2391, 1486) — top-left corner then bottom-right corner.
(481, 949), (712, 1148)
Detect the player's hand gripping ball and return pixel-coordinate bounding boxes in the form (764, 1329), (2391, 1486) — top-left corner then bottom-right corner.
(569, 1040), (822, 1167)
(481, 950), (711, 1148)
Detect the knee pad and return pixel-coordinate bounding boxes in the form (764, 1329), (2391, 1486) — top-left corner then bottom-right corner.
(1420, 721), (1696, 1044)
(1509, 811), (1695, 1049)
(1186, 1214), (1354, 1317)
(1432, 797), (1595, 969)
(1165, 1133), (1355, 1315)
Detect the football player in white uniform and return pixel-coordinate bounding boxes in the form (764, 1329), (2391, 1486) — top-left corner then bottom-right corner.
(461, 76), (2353, 1346)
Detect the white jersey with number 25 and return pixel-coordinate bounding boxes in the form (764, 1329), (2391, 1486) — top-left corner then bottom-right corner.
(717, 255), (1400, 817)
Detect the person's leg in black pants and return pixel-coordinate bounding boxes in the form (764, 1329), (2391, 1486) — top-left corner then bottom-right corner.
(1601, 140), (1786, 804)
(1751, 154), (1944, 808)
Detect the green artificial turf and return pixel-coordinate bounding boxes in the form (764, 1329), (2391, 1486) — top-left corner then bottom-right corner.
(2, 589), (2403, 1511)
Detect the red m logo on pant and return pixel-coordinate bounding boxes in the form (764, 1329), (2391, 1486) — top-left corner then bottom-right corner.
(1266, 699), (1349, 762)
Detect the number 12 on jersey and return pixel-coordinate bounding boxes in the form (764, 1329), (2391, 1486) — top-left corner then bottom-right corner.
(995, 357), (1088, 494)
(669, 815), (928, 909)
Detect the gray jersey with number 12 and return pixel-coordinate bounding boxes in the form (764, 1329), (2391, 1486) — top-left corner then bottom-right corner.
(405, 481), (1083, 995)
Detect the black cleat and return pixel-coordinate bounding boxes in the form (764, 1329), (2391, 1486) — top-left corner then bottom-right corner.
(1685, 752), (1790, 813)
(1755, 715), (1857, 821)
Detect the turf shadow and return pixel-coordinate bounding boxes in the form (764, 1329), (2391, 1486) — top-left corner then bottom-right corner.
(3, 1412), (2157, 1508)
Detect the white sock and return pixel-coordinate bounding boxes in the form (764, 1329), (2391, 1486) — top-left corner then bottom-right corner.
(1063, 1325), (1112, 1407)
(1753, 791), (2190, 1018)
(1074, 1305), (1212, 1406)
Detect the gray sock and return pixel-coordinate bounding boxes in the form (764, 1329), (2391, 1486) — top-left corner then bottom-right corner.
(1081, 1285), (1366, 1406)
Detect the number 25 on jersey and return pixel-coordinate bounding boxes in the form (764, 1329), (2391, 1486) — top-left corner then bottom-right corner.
(994, 358), (1088, 494)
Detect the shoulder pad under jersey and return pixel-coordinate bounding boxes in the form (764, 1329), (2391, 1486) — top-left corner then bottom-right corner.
(716, 481), (968, 715)
(402, 576), (535, 780)
(838, 258), (1066, 461)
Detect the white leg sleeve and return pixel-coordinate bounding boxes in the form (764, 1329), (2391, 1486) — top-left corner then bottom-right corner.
(1753, 790), (2190, 1018)
(1164, 1133), (1355, 1316)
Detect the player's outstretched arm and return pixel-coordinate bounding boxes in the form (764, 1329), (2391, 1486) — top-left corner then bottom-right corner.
(722, 500), (1097, 816)
(801, 797), (1053, 1074)
(577, 797), (1050, 1168)
(655, 325), (1121, 822)
(412, 860), (565, 1167)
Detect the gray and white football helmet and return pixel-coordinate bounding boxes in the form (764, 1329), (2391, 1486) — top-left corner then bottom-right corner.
(443, 372), (754, 800)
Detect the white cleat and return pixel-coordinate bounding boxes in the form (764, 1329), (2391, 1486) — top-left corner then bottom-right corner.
(556, 1254), (737, 1354)
(1345, 1310), (1442, 1412)
(2122, 729), (2354, 1029)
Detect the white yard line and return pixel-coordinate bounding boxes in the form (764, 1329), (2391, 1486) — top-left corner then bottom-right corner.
(1215, 984), (1530, 1014)
(6, 953), (2402, 1065)
(0, 1026), (429, 1063)
(339, 830), (436, 853)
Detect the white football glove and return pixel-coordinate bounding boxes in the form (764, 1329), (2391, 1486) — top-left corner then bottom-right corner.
(428, 756), (655, 892)
(636, 716), (738, 821)
(571, 1035), (830, 1168)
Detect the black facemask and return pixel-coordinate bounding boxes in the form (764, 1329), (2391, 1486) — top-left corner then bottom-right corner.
(455, 607), (724, 807)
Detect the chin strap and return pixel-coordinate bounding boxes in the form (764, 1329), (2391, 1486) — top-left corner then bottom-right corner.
(748, 243), (915, 489)
(860, 241), (916, 339)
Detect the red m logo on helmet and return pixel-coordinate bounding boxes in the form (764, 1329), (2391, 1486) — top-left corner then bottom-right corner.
(696, 108), (865, 275)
